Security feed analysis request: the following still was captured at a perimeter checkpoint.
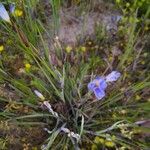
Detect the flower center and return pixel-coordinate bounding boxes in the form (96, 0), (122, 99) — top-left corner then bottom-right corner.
(95, 80), (100, 87)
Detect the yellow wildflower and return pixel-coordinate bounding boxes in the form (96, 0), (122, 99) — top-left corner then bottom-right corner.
(144, 26), (149, 31)
(14, 9), (23, 17)
(129, 17), (135, 23)
(80, 46), (86, 52)
(141, 61), (145, 65)
(94, 136), (105, 144)
(99, 138), (105, 144)
(119, 26), (124, 31)
(74, 0), (81, 5)
(116, 0), (121, 3)
(94, 137), (100, 143)
(32, 147), (38, 150)
(143, 52), (148, 57)
(133, 129), (141, 134)
(112, 135), (116, 140)
(25, 63), (31, 70)
(126, 3), (130, 7)
(105, 140), (115, 147)
(66, 46), (72, 53)
(0, 45), (4, 52)
(25, 63), (31, 72)
(91, 144), (97, 150)
(135, 95), (141, 100)
(112, 113), (117, 118)
(109, 56), (113, 61)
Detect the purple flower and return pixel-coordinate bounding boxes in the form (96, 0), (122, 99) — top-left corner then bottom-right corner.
(93, 87), (106, 100)
(88, 77), (107, 100)
(88, 71), (121, 100)
(0, 3), (11, 23)
(88, 77), (107, 91)
(88, 76), (107, 100)
(106, 71), (121, 82)
(9, 3), (15, 14)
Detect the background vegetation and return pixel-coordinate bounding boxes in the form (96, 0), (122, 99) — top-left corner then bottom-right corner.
(0, 0), (149, 149)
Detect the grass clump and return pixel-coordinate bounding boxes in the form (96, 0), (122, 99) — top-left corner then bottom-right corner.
(0, 0), (149, 149)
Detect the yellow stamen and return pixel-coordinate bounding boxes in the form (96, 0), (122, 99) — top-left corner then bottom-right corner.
(95, 80), (100, 87)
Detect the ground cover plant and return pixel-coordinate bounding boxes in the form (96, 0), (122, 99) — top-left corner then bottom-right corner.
(0, 0), (150, 149)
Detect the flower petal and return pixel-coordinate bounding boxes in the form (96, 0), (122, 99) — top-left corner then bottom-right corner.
(9, 3), (15, 14)
(88, 81), (95, 91)
(93, 88), (106, 100)
(106, 71), (121, 82)
(34, 90), (45, 100)
(0, 3), (10, 23)
(97, 77), (107, 90)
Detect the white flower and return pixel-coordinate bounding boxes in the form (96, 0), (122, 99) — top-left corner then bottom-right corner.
(61, 127), (80, 141)
(43, 101), (59, 118)
(61, 127), (70, 133)
(43, 101), (51, 108)
(70, 132), (80, 140)
(0, 3), (11, 23)
(34, 90), (45, 100)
